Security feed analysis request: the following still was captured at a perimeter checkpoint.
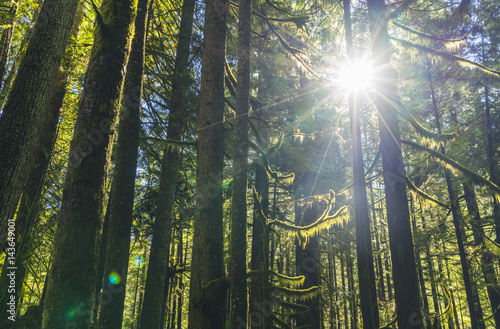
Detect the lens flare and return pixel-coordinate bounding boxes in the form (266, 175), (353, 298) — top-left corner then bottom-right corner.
(133, 255), (145, 267)
(109, 271), (121, 285)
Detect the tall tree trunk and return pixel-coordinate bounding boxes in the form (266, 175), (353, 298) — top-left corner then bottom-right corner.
(250, 163), (268, 329)
(421, 212), (442, 329)
(229, 0), (251, 326)
(411, 198), (432, 329)
(41, 0), (137, 327)
(0, 0), (45, 110)
(97, 0), (150, 327)
(341, 255), (349, 329)
(367, 1), (423, 327)
(187, 0), (228, 328)
(343, 1), (379, 327)
(462, 180), (500, 327)
(379, 207), (393, 301)
(0, 0), (80, 254)
(0, 3), (84, 320)
(295, 202), (321, 329)
(442, 243), (460, 329)
(427, 62), (485, 329)
(139, 0), (195, 327)
(346, 245), (357, 329)
(369, 182), (386, 303)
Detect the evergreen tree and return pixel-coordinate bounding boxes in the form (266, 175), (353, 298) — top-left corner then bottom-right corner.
(42, 0), (137, 326)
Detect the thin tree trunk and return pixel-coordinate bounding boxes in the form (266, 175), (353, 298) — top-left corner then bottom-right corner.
(0, 1), (17, 89)
(41, 0), (137, 327)
(379, 207), (393, 301)
(250, 163), (268, 329)
(421, 213), (442, 328)
(462, 180), (500, 327)
(229, 0), (251, 325)
(411, 198), (432, 329)
(139, 0), (195, 327)
(187, 0), (228, 327)
(341, 255), (348, 329)
(427, 61), (485, 329)
(442, 243), (460, 329)
(347, 246), (357, 329)
(369, 182), (386, 303)
(367, 1), (424, 326)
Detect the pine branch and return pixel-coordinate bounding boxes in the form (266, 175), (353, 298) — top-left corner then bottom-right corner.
(391, 36), (500, 77)
(402, 139), (500, 196)
(406, 177), (449, 209)
(392, 21), (471, 43)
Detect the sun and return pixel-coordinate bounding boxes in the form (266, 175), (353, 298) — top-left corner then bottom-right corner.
(338, 59), (374, 92)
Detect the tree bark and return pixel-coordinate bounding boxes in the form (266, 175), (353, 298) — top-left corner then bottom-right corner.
(41, 0), (137, 327)
(250, 163), (268, 329)
(187, 0), (228, 328)
(0, 1), (17, 89)
(0, 0), (80, 254)
(295, 202), (321, 329)
(229, 0), (251, 326)
(367, 1), (423, 327)
(0, 3), (84, 320)
(139, 0), (195, 327)
(343, 1), (379, 326)
(97, 0), (150, 327)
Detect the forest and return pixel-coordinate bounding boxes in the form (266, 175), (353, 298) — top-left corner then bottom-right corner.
(0, 0), (499, 328)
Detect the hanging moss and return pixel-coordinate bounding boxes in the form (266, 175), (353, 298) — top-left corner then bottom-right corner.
(272, 206), (349, 247)
(269, 270), (305, 287)
(392, 21), (470, 43)
(406, 177), (449, 209)
(402, 139), (500, 198)
(391, 36), (500, 77)
(269, 285), (321, 301)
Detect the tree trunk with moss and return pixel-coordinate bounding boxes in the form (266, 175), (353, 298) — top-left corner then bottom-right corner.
(97, 0), (149, 328)
(229, 0), (251, 326)
(367, 1), (423, 327)
(0, 4), (84, 321)
(187, 0), (228, 328)
(138, 0), (195, 328)
(250, 163), (268, 329)
(295, 202), (321, 329)
(0, 0), (80, 254)
(41, 0), (137, 327)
